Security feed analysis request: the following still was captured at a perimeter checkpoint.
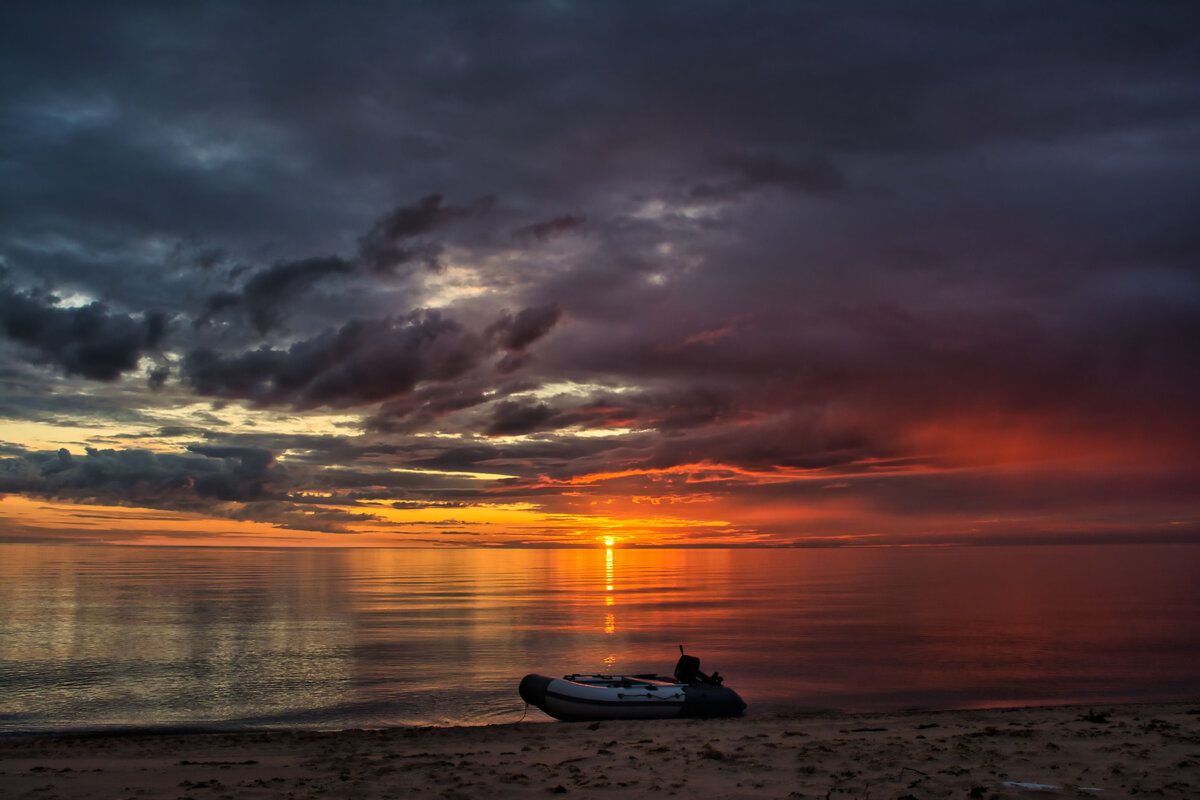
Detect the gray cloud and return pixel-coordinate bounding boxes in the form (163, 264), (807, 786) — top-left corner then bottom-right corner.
(0, 444), (274, 505)
(512, 214), (588, 244)
(691, 151), (846, 199)
(357, 194), (494, 274)
(0, 284), (166, 381)
(487, 304), (563, 352)
(484, 400), (558, 437)
(198, 256), (355, 333)
(181, 311), (483, 408)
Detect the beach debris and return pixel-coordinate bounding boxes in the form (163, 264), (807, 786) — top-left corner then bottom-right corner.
(901, 766), (930, 790)
(1003, 782), (1061, 790)
(1002, 781), (1103, 792)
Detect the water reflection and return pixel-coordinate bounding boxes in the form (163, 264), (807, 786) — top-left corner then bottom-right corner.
(605, 545), (614, 594)
(0, 545), (355, 731)
(1, 543), (1197, 733)
(603, 546), (616, 652)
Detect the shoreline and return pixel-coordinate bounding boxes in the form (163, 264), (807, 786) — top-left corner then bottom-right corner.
(2, 702), (1198, 798)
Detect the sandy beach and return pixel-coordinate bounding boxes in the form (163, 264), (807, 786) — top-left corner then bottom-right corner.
(2, 702), (1197, 799)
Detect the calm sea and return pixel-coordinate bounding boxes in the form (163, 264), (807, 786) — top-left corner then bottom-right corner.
(1, 544), (1197, 734)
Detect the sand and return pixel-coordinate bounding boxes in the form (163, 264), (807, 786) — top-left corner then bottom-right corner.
(2, 702), (1197, 799)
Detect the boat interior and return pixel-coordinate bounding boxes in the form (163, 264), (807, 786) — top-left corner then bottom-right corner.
(561, 674), (680, 688)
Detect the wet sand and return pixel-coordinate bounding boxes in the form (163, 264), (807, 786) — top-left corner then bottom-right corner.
(2, 702), (1197, 798)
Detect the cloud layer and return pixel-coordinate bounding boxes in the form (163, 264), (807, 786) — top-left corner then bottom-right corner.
(1, 1), (1198, 545)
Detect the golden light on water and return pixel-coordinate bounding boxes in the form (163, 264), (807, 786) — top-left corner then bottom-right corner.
(605, 539), (616, 635)
(605, 545), (614, 593)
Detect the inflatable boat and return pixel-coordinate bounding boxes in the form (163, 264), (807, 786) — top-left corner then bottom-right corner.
(518, 648), (746, 721)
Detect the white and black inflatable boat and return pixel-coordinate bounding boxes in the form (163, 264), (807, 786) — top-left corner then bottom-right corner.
(519, 649), (746, 722)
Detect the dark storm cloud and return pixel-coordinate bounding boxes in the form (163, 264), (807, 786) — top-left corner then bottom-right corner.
(146, 364), (170, 389)
(512, 214), (588, 243)
(458, 385), (742, 441)
(0, 441), (404, 534)
(195, 291), (241, 327)
(182, 297), (563, 416)
(0, 444), (275, 505)
(198, 256), (355, 333)
(0, 284), (166, 381)
(226, 501), (383, 534)
(487, 304), (563, 351)
(357, 194), (494, 274)
(572, 387), (741, 433)
(692, 151), (845, 198)
(186, 444), (275, 477)
(364, 375), (541, 433)
(182, 311), (483, 407)
(484, 400), (558, 437)
(174, 191), (509, 351)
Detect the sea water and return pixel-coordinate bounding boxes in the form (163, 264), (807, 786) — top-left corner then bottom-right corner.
(1, 544), (1197, 733)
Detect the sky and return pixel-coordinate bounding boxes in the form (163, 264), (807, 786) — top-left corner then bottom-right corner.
(1, 1), (1198, 547)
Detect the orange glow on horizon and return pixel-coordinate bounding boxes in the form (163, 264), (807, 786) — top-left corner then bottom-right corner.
(4, 403), (1197, 548)
(540, 458), (916, 489)
(0, 494), (739, 547)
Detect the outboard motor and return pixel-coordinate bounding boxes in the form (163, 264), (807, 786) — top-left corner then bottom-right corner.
(675, 646), (744, 717)
(674, 645), (724, 686)
(674, 650), (702, 683)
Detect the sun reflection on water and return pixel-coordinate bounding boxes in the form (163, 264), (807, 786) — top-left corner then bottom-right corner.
(604, 538), (616, 638)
